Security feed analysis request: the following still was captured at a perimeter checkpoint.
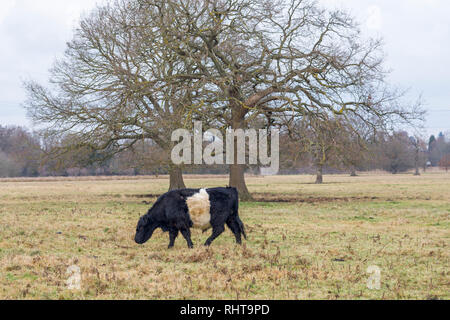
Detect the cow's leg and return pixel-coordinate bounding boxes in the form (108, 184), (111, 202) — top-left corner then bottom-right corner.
(180, 228), (194, 249)
(226, 217), (242, 245)
(168, 229), (179, 249)
(205, 225), (225, 246)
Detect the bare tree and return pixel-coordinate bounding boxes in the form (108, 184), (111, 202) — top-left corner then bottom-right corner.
(439, 154), (450, 172)
(24, 0), (210, 190)
(379, 131), (416, 174)
(409, 136), (427, 176)
(138, 0), (423, 198)
(334, 116), (370, 177)
(288, 115), (345, 184)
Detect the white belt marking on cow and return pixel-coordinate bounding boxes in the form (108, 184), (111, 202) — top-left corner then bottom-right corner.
(186, 189), (211, 230)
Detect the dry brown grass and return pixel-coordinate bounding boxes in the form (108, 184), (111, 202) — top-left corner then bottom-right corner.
(0, 173), (449, 300)
(0, 174), (231, 183)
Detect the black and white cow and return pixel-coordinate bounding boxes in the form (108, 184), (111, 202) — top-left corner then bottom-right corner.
(134, 187), (247, 248)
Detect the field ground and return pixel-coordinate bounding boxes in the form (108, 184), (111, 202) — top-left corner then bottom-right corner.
(0, 173), (449, 300)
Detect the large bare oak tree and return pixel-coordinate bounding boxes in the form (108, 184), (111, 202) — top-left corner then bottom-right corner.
(25, 0), (208, 190)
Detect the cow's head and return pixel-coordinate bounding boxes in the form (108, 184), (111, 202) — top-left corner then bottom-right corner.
(134, 215), (157, 244)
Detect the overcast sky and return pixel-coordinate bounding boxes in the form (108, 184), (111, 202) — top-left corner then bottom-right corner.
(0, 0), (449, 137)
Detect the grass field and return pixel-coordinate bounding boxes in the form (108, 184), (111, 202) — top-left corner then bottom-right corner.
(0, 173), (449, 300)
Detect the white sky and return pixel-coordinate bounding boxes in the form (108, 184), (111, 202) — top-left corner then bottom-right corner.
(0, 0), (449, 137)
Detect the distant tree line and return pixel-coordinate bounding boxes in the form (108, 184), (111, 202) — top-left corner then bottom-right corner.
(0, 126), (41, 177)
(1, 124), (448, 179)
(428, 132), (450, 170)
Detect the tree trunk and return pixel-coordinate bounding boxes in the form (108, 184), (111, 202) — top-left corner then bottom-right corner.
(229, 100), (253, 201)
(169, 165), (186, 191)
(414, 167), (420, 176)
(414, 149), (420, 176)
(229, 163), (252, 201)
(315, 165), (323, 184)
(350, 167), (358, 177)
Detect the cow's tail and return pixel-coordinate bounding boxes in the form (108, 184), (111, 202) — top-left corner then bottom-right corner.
(230, 187), (247, 240)
(236, 215), (247, 240)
